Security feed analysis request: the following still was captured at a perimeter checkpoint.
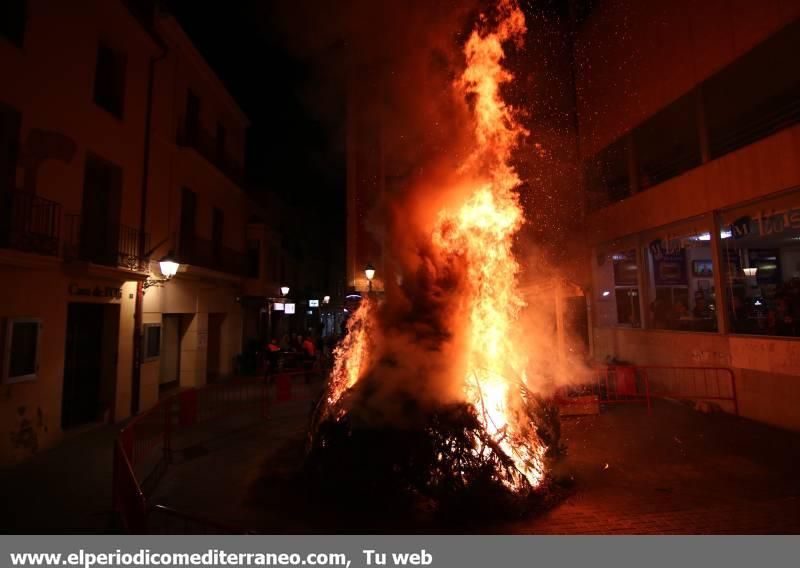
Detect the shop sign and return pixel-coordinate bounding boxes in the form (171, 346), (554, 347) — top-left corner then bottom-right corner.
(68, 283), (122, 300)
(732, 208), (800, 239)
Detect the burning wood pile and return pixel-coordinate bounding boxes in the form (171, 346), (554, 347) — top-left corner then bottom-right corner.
(306, 0), (563, 520)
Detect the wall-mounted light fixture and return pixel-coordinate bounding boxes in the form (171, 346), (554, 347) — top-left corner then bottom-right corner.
(143, 252), (180, 292)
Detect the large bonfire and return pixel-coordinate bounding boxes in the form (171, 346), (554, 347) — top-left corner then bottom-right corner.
(307, 0), (557, 515)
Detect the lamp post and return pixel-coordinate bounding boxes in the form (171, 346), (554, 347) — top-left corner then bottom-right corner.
(365, 263), (375, 294)
(268, 285), (291, 341)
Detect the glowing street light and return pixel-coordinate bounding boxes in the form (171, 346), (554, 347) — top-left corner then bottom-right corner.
(144, 252), (180, 292)
(365, 263), (375, 293)
(158, 254), (180, 279)
(280, 286), (290, 297)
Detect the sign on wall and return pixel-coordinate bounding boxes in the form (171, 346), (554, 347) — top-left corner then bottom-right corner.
(68, 283), (122, 300)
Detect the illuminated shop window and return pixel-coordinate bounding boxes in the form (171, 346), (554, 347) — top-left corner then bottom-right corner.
(641, 221), (717, 332)
(593, 245), (641, 328)
(721, 191), (800, 337)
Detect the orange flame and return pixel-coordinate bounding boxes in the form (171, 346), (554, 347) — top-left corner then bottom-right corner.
(325, 298), (374, 416)
(325, 0), (545, 490)
(434, 0), (545, 489)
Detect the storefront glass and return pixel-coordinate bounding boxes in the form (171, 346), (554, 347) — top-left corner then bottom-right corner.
(641, 221), (718, 332)
(721, 191), (800, 337)
(592, 244), (641, 328)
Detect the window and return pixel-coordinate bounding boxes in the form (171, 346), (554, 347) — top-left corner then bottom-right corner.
(268, 245), (279, 281)
(721, 190), (800, 337)
(142, 324), (161, 361)
(633, 92), (702, 191)
(247, 239), (260, 278)
(584, 136), (630, 211)
(641, 221), (717, 332)
(80, 154), (123, 266)
(212, 207), (224, 262)
(705, 19), (800, 159)
(0, 0), (26, 47)
(185, 90), (200, 143)
(2, 317), (41, 383)
(0, 103), (21, 194)
(593, 245), (641, 328)
(179, 188), (197, 257)
(93, 43), (127, 119)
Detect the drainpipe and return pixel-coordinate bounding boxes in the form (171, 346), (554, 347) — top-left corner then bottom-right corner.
(131, 43), (167, 417)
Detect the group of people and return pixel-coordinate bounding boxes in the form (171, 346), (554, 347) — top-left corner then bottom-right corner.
(731, 278), (800, 336)
(263, 333), (318, 375)
(649, 290), (717, 331)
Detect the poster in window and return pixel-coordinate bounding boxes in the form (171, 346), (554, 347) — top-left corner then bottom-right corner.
(692, 259), (713, 277)
(654, 249), (687, 285)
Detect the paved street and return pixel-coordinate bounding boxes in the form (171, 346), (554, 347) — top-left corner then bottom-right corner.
(504, 402), (800, 534)
(2, 385), (800, 534)
(146, 395), (800, 534)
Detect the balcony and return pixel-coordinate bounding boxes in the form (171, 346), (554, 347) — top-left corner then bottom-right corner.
(178, 236), (247, 277)
(176, 118), (244, 186)
(64, 214), (150, 271)
(0, 190), (61, 256)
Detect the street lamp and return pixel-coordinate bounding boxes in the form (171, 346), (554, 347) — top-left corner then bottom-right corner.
(365, 263), (375, 293)
(280, 285), (290, 297)
(323, 295), (331, 304)
(159, 254), (180, 279)
(144, 252), (181, 292)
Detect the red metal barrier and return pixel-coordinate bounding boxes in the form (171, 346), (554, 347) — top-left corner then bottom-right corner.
(637, 366), (738, 415)
(557, 365), (738, 416)
(558, 365), (651, 414)
(112, 373), (320, 534)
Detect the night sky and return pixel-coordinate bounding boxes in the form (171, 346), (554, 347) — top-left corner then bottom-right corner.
(163, 0), (588, 271)
(164, 0), (347, 249)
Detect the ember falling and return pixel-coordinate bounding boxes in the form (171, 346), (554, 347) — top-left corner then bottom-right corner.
(318, 0), (547, 492)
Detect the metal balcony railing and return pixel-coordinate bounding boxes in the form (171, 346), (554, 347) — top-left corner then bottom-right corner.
(64, 214), (150, 271)
(176, 117), (244, 185)
(0, 190), (61, 256)
(178, 236), (247, 277)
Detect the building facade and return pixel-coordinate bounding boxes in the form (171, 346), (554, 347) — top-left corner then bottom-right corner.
(578, 1), (800, 430)
(137, 13), (251, 409)
(0, 0), (160, 462)
(0, 0), (264, 464)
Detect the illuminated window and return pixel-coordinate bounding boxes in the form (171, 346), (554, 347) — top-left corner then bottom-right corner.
(593, 244), (641, 328)
(721, 190), (800, 337)
(641, 220), (717, 332)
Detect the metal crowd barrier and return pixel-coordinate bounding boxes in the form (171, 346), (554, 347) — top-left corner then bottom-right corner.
(112, 372), (320, 534)
(557, 365), (738, 416)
